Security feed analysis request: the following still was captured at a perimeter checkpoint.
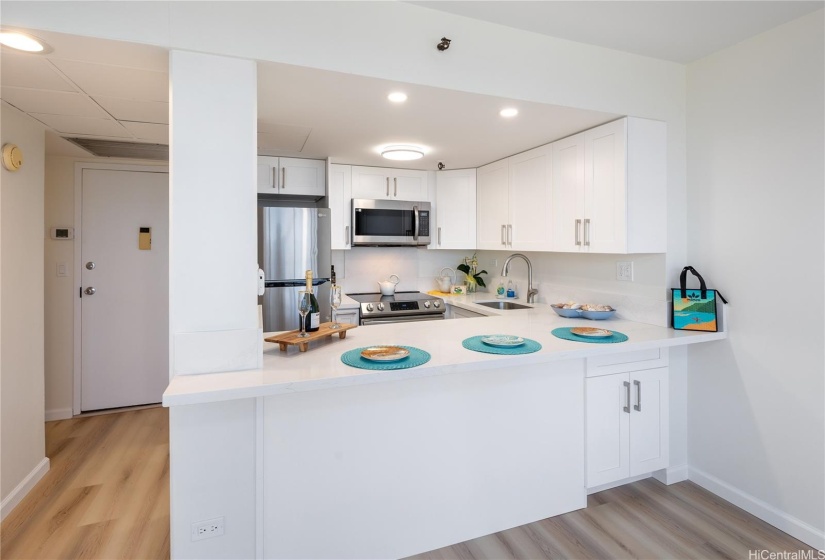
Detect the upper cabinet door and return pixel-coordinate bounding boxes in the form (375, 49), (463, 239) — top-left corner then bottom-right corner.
(328, 164), (352, 251)
(351, 166), (391, 199)
(552, 133), (585, 252)
(435, 169), (476, 250)
(584, 119), (627, 253)
(257, 156), (279, 194)
(351, 167), (428, 200)
(392, 169), (428, 200)
(508, 144), (553, 251)
(279, 157), (326, 197)
(476, 159), (510, 250)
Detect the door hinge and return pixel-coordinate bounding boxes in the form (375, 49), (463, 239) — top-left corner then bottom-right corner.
(79, 287), (82, 298)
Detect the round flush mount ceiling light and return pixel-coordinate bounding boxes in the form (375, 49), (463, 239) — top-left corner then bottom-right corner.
(0, 30), (51, 53)
(388, 92), (408, 103)
(381, 145), (424, 161)
(500, 108), (519, 118)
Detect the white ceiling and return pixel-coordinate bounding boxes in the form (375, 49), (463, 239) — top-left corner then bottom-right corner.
(411, 1), (824, 64)
(1, 2), (820, 167)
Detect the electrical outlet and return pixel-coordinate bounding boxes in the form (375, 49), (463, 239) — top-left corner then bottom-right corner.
(617, 261), (634, 282)
(491, 258), (498, 268)
(191, 517), (224, 541)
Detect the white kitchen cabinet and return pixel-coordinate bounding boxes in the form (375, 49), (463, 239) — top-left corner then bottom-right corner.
(332, 308), (359, 326)
(476, 159), (510, 250)
(434, 169), (476, 250)
(351, 166), (428, 201)
(328, 163), (352, 250)
(257, 157), (326, 197)
(552, 117), (666, 254)
(586, 361), (669, 489)
(445, 304), (484, 319)
(476, 145), (552, 251)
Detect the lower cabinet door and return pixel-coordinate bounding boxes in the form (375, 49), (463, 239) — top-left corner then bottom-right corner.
(629, 367), (669, 476)
(333, 309), (359, 326)
(586, 373), (630, 487)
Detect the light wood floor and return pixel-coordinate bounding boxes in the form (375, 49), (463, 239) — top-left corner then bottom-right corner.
(1, 407), (169, 560)
(2, 407), (814, 560)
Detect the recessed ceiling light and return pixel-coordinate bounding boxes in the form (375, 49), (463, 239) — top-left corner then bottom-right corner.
(0, 30), (51, 53)
(388, 92), (408, 103)
(381, 145), (424, 161)
(500, 108), (519, 118)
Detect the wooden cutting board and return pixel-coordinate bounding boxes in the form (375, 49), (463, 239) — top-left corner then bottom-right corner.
(265, 322), (357, 352)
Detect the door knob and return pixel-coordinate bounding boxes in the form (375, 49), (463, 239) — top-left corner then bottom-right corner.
(86, 261), (96, 270)
(84, 287), (96, 295)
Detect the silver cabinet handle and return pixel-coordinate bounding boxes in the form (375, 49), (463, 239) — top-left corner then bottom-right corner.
(281, 167), (286, 189)
(394, 177), (397, 197)
(86, 261), (96, 270)
(85, 287), (96, 296)
(272, 167), (277, 189)
(501, 225), (506, 246)
(584, 218), (591, 246)
(507, 224), (513, 246)
(634, 380), (642, 412)
(575, 219), (582, 246)
(386, 177), (390, 197)
(623, 381), (631, 413)
(438, 226), (442, 246)
(345, 225), (350, 246)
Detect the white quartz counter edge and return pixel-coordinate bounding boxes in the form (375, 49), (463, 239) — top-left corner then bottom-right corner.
(164, 301), (726, 406)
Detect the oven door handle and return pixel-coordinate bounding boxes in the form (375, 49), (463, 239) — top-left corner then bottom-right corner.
(361, 314), (444, 325)
(412, 205), (419, 241)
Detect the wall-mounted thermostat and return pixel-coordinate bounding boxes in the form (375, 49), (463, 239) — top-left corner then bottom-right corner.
(50, 227), (75, 240)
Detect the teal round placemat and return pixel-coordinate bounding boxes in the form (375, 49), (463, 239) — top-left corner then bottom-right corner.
(341, 346), (431, 370)
(552, 327), (628, 344)
(462, 336), (542, 355)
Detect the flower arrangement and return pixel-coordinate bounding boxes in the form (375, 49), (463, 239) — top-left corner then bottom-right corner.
(457, 253), (487, 293)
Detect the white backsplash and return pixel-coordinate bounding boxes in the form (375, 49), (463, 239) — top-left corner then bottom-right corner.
(333, 248), (669, 326)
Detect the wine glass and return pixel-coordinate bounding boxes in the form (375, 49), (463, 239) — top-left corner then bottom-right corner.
(297, 290), (311, 338)
(329, 284), (343, 329)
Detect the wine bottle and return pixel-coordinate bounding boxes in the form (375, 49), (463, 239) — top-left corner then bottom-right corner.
(303, 270), (321, 332)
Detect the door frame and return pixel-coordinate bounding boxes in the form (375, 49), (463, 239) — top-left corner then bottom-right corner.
(72, 162), (169, 415)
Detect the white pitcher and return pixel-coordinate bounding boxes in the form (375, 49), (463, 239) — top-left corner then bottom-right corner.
(377, 274), (400, 296)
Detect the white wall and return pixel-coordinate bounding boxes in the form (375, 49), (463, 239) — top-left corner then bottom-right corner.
(44, 155), (167, 420)
(0, 104), (48, 517)
(686, 10), (825, 548)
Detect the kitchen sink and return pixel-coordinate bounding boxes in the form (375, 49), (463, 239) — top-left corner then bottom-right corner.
(475, 301), (532, 310)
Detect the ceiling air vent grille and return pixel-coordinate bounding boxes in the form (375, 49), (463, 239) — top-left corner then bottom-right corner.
(66, 138), (169, 161)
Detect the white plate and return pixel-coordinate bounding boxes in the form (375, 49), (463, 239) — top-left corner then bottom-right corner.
(570, 327), (613, 338)
(481, 334), (525, 347)
(360, 346), (410, 362)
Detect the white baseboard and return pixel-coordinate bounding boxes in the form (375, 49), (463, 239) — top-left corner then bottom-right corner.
(45, 407), (73, 421)
(587, 473), (651, 495)
(653, 464), (689, 485)
(689, 467), (825, 551)
(1, 457), (50, 521)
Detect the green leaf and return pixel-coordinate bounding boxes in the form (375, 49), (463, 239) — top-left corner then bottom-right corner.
(477, 269), (488, 275)
(474, 276), (487, 288)
(457, 263), (471, 274)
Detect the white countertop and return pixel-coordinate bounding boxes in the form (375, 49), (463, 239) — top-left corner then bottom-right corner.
(163, 295), (726, 406)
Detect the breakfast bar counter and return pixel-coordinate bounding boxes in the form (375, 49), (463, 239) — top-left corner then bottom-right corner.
(164, 301), (726, 560)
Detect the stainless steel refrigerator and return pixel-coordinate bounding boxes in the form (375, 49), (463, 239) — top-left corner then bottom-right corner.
(258, 206), (331, 332)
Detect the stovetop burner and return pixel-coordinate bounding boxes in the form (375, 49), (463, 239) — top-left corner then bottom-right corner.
(347, 291), (432, 303)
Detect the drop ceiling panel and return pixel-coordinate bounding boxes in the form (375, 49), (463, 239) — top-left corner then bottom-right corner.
(257, 123), (312, 152)
(121, 121), (168, 144)
(49, 59), (168, 101)
(30, 113), (131, 137)
(0, 53), (76, 92)
(1, 87), (109, 118)
(93, 96), (169, 124)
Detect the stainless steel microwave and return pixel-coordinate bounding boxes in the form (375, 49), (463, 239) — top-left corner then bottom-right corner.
(351, 198), (431, 246)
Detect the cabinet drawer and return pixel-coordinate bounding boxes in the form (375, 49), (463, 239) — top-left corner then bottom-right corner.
(586, 347), (668, 377)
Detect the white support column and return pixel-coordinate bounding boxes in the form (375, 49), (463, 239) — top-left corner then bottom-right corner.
(169, 50), (258, 376)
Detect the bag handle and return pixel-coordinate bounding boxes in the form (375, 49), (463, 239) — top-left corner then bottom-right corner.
(678, 266), (729, 303)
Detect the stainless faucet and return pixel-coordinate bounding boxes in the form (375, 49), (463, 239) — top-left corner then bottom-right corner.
(501, 253), (538, 303)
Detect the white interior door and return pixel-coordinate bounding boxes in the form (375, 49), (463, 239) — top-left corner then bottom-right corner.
(80, 168), (169, 411)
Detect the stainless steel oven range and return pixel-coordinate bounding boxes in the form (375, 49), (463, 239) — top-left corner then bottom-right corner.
(347, 291), (445, 325)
